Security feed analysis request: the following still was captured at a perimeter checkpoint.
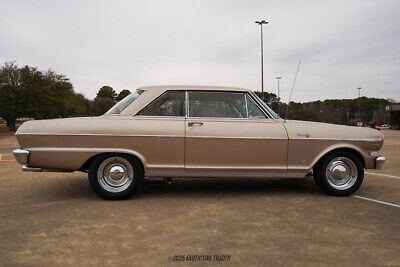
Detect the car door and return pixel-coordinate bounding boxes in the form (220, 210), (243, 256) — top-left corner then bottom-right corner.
(184, 90), (288, 177)
(134, 90), (186, 176)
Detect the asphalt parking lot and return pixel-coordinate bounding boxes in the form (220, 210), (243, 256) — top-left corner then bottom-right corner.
(0, 126), (399, 266)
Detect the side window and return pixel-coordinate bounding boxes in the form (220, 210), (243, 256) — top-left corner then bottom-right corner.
(137, 91), (185, 116)
(188, 91), (247, 118)
(246, 95), (267, 119)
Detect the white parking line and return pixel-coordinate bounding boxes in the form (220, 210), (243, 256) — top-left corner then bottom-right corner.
(289, 180), (400, 208)
(365, 171), (400, 180)
(353, 196), (400, 208)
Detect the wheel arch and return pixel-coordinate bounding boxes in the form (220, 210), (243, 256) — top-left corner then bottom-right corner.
(78, 149), (147, 173)
(311, 146), (366, 170)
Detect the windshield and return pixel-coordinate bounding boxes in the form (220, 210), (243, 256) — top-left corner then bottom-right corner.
(106, 89), (145, 115)
(253, 93), (280, 119)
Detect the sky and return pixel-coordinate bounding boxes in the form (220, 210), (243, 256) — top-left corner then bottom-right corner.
(1, 0), (399, 102)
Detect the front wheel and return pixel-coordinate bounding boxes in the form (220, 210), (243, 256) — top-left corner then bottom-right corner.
(88, 154), (143, 200)
(314, 151), (364, 196)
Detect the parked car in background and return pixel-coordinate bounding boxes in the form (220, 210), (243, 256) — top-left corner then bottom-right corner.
(13, 86), (386, 199)
(377, 124), (390, 130)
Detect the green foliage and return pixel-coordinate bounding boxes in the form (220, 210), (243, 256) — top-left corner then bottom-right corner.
(92, 85), (122, 115)
(92, 97), (115, 116)
(96, 86), (117, 100)
(0, 62), (27, 130)
(0, 62), (92, 130)
(0, 62), (136, 130)
(117, 89), (131, 101)
(254, 91), (280, 109)
(254, 90), (392, 125)
(287, 109), (318, 121)
(254, 91), (284, 116)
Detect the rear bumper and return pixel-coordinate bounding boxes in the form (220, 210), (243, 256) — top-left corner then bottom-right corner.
(14, 149), (71, 172)
(375, 156), (386, 170)
(13, 149), (29, 165)
(22, 165), (71, 172)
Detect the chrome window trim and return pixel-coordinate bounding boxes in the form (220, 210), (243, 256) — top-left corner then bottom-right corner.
(244, 94), (249, 118)
(249, 91), (278, 119)
(134, 115), (186, 119)
(185, 90), (190, 117)
(245, 93), (272, 119)
(186, 90), (270, 120)
(134, 90), (186, 117)
(184, 116), (270, 121)
(133, 89), (275, 121)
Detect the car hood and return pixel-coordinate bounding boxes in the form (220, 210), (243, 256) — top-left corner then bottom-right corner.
(283, 120), (384, 142)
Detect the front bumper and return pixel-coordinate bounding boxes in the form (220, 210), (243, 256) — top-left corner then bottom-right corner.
(375, 156), (386, 169)
(22, 165), (42, 172)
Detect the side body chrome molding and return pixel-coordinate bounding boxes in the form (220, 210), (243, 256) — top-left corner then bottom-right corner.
(146, 170), (306, 179)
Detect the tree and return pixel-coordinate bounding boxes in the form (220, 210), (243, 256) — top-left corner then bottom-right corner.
(0, 61), (93, 130)
(66, 93), (92, 117)
(96, 86), (117, 100)
(117, 89), (131, 101)
(91, 86), (118, 116)
(0, 62), (23, 130)
(92, 97), (115, 116)
(287, 109), (318, 121)
(254, 91), (282, 115)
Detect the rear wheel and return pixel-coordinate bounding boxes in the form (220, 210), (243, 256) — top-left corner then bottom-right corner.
(314, 151), (364, 196)
(88, 154), (143, 200)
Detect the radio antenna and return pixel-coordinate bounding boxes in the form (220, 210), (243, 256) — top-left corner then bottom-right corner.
(284, 60), (302, 122)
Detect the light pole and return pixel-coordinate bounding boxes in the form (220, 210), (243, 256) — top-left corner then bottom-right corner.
(255, 20), (268, 100)
(357, 87), (362, 122)
(276, 76), (282, 99)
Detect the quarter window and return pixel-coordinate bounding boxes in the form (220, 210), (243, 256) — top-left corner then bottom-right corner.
(137, 91), (185, 116)
(188, 92), (247, 118)
(246, 95), (267, 119)
(106, 89), (145, 115)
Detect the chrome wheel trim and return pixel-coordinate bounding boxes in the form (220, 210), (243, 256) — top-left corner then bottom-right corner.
(326, 157), (358, 190)
(97, 157), (134, 193)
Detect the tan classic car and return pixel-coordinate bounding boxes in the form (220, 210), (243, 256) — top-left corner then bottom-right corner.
(13, 86), (386, 199)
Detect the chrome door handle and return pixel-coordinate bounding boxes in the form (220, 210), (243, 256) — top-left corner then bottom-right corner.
(188, 122), (204, 127)
(297, 133), (310, 138)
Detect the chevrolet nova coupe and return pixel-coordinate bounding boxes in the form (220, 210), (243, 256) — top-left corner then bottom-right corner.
(13, 86), (386, 199)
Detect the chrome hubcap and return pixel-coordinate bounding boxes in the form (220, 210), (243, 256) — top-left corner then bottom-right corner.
(326, 157), (358, 190)
(97, 157), (134, 193)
